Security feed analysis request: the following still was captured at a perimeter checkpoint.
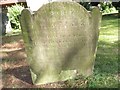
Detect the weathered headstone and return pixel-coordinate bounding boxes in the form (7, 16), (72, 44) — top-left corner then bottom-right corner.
(20, 2), (101, 85)
(0, 7), (12, 35)
(0, 7), (9, 35)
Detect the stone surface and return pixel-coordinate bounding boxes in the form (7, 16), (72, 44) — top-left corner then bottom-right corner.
(0, 12), (8, 35)
(0, 7), (12, 35)
(20, 2), (101, 85)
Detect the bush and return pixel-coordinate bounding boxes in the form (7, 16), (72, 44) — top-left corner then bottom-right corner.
(100, 2), (114, 13)
(7, 4), (24, 30)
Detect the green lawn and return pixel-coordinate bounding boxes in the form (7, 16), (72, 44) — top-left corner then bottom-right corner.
(87, 15), (119, 88)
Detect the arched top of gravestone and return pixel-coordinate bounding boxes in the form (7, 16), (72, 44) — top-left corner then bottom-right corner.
(21, 2), (101, 24)
(35, 2), (91, 17)
(21, 2), (101, 37)
(21, 2), (101, 44)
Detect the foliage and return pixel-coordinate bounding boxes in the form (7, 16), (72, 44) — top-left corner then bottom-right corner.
(7, 4), (24, 30)
(100, 2), (115, 14)
(79, 1), (118, 14)
(79, 2), (91, 10)
(112, 2), (120, 10)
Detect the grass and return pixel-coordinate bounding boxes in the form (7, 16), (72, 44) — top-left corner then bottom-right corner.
(87, 14), (119, 88)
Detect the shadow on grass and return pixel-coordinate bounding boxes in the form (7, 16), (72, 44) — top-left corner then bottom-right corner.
(87, 40), (118, 88)
(94, 40), (118, 74)
(101, 15), (119, 28)
(102, 14), (118, 21)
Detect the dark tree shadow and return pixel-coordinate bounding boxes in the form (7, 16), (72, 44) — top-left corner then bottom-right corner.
(101, 15), (119, 28)
(4, 66), (33, 84)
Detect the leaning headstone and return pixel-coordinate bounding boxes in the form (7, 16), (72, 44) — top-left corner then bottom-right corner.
(0, 7), (12, 35)
(0, 10), (8, 35)
(20, 2), (101, 85)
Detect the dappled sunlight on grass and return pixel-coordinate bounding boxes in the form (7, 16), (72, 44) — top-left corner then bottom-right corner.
(100, 30), (118, 35)
(99, 35), (118, 42)
(100, 15), (118, 36)
(88, 73), (118, 88)
(88, 15), (119, 88)
(95, 54), (118, 74)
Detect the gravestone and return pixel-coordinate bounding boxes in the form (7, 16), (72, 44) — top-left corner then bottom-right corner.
(0, 7), (9, 35)
(20, 2), (101, 85)
(0, 7), (12, 35)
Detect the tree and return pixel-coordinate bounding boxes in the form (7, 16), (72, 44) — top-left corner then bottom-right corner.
(112, 1), (120, 17)
(112, 1), (120, 10)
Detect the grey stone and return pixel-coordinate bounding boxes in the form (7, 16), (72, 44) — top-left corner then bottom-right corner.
(0, 7), (12, 35)
(20, 2), (101, 85)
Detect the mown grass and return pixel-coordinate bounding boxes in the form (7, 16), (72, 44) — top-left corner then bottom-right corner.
(87, 14), (119, 88)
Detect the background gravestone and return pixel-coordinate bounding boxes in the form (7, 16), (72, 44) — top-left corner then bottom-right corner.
(20, 2), (101, 85)
(0, 7), (9, 35)
(0, 7), (12, 35)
